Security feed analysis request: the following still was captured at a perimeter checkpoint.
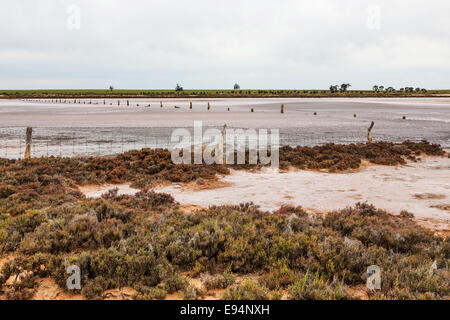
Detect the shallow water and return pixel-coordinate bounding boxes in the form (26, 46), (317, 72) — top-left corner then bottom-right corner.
(0, 97), (449, 158)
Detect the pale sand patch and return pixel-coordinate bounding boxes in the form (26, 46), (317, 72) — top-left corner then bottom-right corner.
(155, 157), (450, 230)
(31, 278), (137, 300)
(346, 285), (369, 300)
(79, 184), (140, 198)
(0, 254), (16, 270)
(32, 278), (83, 300)
(179, 204), (204, 214)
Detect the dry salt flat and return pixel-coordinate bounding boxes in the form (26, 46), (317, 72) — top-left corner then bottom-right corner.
(78, 156), (450, 234)
(154, 156), (450, 233)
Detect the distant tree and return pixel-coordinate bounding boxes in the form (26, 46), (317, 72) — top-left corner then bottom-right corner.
(373, 85), (379, 92)
(386, 87), (396, 92)
(175, 84), (184, 92)
(339, 83), (351, 92)
(109, 86), (114, 91)
(379, 86), (385, 91)
(415, 87), (421, 92)
(329, 85), (339, 93)
(234, 83), (241, 90)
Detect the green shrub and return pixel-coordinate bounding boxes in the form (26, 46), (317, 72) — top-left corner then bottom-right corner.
(289, 272), (348, 300)
(222, 280), (269, 300)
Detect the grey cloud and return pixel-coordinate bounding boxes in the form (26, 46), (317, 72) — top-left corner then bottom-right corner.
(0, 0), (449, 89)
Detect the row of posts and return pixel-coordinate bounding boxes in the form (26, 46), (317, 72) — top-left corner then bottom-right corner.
(18, 120), (376, 160)
(26, 100), (409, 120)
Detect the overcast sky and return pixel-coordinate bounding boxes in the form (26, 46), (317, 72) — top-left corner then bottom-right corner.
(1, 0), (449, 90)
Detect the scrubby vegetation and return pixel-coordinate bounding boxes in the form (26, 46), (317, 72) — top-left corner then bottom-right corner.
(0, 141), (448, 300)
(279, 140), (444, 171)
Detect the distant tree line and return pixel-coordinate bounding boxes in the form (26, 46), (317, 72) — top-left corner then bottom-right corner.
(373, 85), (427, 93)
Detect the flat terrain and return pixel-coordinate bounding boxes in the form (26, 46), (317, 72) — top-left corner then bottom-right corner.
(0, 97), (449, 159)
(1, 142), (449, 300)
(156, 156), (450, 234)
(1, 89), (450, 99)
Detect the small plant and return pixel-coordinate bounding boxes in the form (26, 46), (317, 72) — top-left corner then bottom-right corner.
(183, 285), (206, 300)
(203, 271), (236, 290)
(162, 268), (188, 294)
(222, 281), (269, 300)
(399, 210), (414, 218)
(289, 272), (348, 300)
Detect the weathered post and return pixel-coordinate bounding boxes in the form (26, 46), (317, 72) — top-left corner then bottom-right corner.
(367, 121), (375, 144)
(127, 100), (130, 106)
(220, 124), (227, 164)
(118, 100), (120, 106)
(251, 108), (254, 113)
(281, 104), (284, 114)
(104, 100), (106, 105)
(160, 101), (163, 108)
(190, 102), (193, 109)
(208, 102), (211, 111)
(25, 127), (32, 159)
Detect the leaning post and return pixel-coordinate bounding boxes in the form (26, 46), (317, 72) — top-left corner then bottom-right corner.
(367, 121), (375, 144)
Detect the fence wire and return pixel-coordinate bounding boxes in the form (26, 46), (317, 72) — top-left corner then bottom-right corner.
(0, 126), (402, 160)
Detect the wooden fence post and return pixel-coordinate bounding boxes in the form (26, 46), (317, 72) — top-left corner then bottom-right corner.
(367, 121), (375, 143)
(25, 127), (32, 159)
